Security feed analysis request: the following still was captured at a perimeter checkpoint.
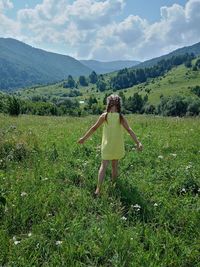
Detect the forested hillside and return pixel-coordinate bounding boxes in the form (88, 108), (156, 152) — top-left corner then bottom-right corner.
(0, 38), (91, 91)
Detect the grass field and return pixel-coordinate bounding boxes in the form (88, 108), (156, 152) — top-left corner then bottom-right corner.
(0, 114), (200, 266)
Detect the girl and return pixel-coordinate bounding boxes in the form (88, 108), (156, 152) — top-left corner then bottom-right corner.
(78, 94), (143, 196)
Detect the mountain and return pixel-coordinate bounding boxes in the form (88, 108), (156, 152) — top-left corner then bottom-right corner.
(80, 59), (140, 74)
(134, 41), (200, 69)
(0, 38), (92, 91)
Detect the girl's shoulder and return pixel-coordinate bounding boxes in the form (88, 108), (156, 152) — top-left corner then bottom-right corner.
(100, 112), (107, 119)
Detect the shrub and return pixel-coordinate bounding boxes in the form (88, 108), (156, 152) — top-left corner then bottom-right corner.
(187, 99), (200, 116)
(158, 95), (188, 116)
(191, 85), (200, 97)
(7, 96), (21, 116)
(144, 104), (156, 114)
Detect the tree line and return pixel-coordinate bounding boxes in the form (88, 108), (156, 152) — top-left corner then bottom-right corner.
(1, 87), (199, 117)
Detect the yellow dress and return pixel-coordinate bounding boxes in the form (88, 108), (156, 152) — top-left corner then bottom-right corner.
(101, 112), (125, 160)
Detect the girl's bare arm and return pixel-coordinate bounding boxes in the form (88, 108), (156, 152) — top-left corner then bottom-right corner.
(121, 116), (143, 150)
(78, 113), (106, 144)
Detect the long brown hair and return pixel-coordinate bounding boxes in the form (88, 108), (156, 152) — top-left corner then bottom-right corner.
(105, 94), (123, 123)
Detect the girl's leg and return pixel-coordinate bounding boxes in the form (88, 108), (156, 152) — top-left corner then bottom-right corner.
(111, 160), (118, 183)
(95, 160), (109, 195)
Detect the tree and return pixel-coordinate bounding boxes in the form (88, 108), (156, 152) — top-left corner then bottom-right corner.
(63, 75), (75, 88)
(79, 76), (88, 86)
(87, 96), (98, 109)
(158, 95), (188, 116)
(187, 99), (200, 115)
(195, 58), (200, 69)
(97, 80), (107, 92)
(191, 85), (200, 97)
(184, 60), (192, 68)
(103, 93), (110, 105)
(125, 93), (144, 113)
(89, 71), (98, 84)
(144, 104), (156, 114)
(165, 96), (188, 116)
(135, 69), (146, 83)
(118, 91), (126, 103)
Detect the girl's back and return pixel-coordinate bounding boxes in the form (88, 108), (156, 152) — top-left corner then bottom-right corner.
(78, 93), (142, 196)
(101, 112), (125, 160)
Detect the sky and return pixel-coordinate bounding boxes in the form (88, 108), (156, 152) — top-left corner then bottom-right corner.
(1, 0), (200, 61)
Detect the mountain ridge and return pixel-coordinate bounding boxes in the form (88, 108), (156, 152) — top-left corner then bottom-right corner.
(0, 38), (92, 91)
(133, 41), (200, 69)
(80, 59), (140, 74)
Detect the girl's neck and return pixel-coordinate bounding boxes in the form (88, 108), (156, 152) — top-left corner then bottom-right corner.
(109, 106), (118, 113)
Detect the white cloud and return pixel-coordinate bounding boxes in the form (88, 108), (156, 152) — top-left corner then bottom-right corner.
(0, 14), (20, 37)
(0, 0), (13, 11)
(0, 0), (200, 61)
(0, 0), (20, 37)
(89, 0), (200, 60)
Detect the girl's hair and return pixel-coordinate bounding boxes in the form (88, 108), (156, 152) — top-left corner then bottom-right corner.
(105, 94), (123, 123)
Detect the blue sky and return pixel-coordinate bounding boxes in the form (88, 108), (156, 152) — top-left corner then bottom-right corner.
(9, 0), (187, 22)
(119, 0), (188, 22)
(8, 0), (188, 22)
(1, 0), (200, 61)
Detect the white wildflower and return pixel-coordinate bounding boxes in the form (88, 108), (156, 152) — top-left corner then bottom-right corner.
(158, 155), (163, 159)
(154, 203), (158, 207)
(130, 237), (133, 240)
(181, 188), (186, 193)
(185, 164), (192, 170)
(171, 153), (177, 157)
(20, 192), (27, 197)
(121, 216), (127, 221)
(55, 240), (63, 245)
(14, 240), (21, 245)
(133, 204), (141, 210)
(28, 232), (32, 237)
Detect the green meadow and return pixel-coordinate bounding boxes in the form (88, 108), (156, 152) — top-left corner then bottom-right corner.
(0, 114), (200, 266)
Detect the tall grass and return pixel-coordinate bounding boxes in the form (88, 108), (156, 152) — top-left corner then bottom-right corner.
(0, 114), (199, 266)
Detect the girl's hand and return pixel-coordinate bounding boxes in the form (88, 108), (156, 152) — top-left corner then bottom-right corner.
(136, 142), (143, 151)
(78, 137), (85, 144)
